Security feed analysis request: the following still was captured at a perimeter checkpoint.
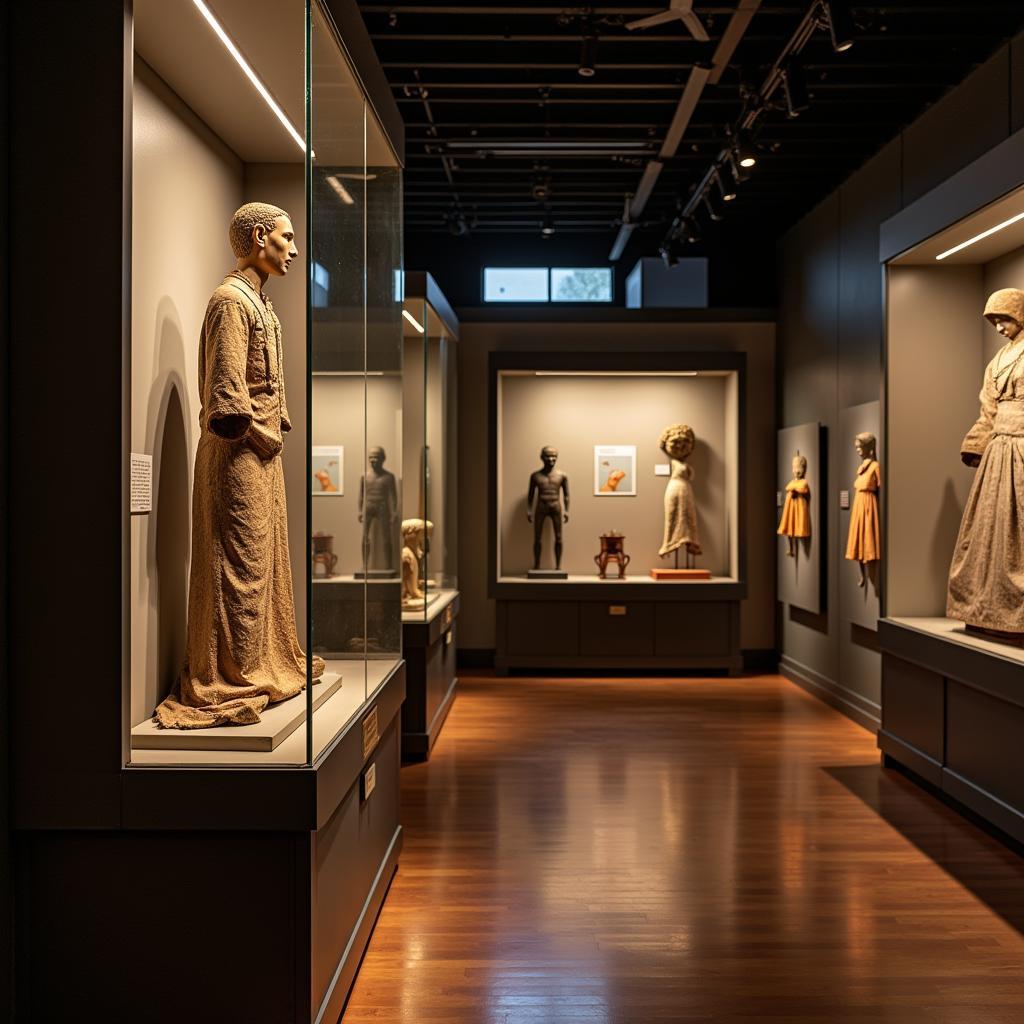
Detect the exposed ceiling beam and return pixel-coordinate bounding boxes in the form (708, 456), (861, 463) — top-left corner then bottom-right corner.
(709, 0), (762, 83)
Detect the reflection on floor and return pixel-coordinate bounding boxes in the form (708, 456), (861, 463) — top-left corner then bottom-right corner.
(345, 672), (1024, 1023)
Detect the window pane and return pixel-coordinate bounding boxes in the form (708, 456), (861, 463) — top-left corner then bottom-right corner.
(551, 267), (612, 302)
(484, 267), (549, 302)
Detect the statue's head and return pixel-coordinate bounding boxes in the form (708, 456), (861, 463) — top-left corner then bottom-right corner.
(229, 202), (297, 278)
(984, 288), (1024, 341)
(791, 452), (807, 479)
(659, 423), (695, 461)
(369, 446), (386, 469)
(401, 517), (433, 544)
(540, 446), (558, 470)
(854, 432), (876, 459)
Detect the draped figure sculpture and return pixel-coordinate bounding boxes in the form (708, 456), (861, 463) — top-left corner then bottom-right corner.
(658, 423), (702, 564)
(156, 202), (324, 729)
(777, 452), (811, 558)
(844, 433), (881, 587)
(948, 288), (1024, 640)
(401, 518), (433, 609)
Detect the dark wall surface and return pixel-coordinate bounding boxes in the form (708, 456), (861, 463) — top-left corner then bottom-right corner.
(776, 35), (1024, 728)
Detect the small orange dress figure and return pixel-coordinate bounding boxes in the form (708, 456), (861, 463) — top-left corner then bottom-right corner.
(777, 453), (811, 557)
(845, 432), (881, 587)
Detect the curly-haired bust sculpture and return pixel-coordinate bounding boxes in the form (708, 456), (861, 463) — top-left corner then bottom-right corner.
(402, 518), (434, 609)
(228, 201), (290, 260)
(658, 423), (701, 560)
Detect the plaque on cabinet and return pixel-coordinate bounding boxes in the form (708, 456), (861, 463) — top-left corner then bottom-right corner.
(362, 706), (380, 760)
(361, 762), (377, 802)
(130, 453), (153, 514)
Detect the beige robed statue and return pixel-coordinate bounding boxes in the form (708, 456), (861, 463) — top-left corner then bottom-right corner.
(948, 288), (1024, 640)
(156, 202), (324, 729)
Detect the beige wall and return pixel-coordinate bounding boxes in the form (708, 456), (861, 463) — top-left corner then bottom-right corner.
(458, 319), (776, 652)
(886, 265), (984, 617)
(312, 374), (403, 572)
(497, 373), (733, 577)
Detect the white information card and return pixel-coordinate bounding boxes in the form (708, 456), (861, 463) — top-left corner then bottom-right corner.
(130, 453), (153, 514)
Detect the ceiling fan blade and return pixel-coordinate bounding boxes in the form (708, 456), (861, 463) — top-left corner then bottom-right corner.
(625, 10), (681, 31)
(680, 9), (710, 42)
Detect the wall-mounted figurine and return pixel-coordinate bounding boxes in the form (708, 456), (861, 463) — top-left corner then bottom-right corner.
(527, 446), (570, 573)
(401, 518), (433, 609)
(156, 202), (324, 730)
(777, 452), (811, 558)
(359, 446), (398, 575)
(844, 433), (881, 587)
(948, 288), (1024, 640)
(657, 423), (702, 568)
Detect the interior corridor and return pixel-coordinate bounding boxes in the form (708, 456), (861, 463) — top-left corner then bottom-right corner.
(345, 673), (1024, 1023)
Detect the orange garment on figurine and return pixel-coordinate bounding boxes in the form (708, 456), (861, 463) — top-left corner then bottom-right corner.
(845, 432), (881, 586)
(777, 454), (810, 557)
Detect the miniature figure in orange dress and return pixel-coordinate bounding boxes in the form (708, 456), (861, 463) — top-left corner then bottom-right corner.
(777, 453), (810, 557)
(845, 433), (881, 587)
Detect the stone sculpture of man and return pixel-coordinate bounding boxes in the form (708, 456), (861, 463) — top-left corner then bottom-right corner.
(359, 446), (398, 572)
(527, 446), (570, 570)
(156, 201), (324, 730)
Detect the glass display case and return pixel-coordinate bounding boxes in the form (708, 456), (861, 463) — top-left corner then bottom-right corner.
(879, 152), (1024, 846)
(489, 352), (746, 673)
(127, 0), (402, 767)
(400, 273), (460, 759)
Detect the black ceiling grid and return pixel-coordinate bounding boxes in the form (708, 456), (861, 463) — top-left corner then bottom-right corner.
(359, 2), (1024, 296)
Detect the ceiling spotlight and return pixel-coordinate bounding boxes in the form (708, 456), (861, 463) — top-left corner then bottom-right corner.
(716, 167), (737, 203)
(735, 129), (757, 169)
(541, 210), (556, 237)
(727, 149), (750, 184)
(782, 55), (810, 117)
(446, 210), (470, 237)
(703, 192), (725, 222)
(823, 0), (855, 53)
(578, 31), (598, 77)
(682, 216), (700, 244)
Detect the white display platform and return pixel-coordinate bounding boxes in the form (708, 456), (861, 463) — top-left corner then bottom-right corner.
(887, 616), (1024, 664)
(129, 659), (398, 766)
(131, 672), (343, 752)
(401, 587), (458, 624)
(497, 573), (738, 585)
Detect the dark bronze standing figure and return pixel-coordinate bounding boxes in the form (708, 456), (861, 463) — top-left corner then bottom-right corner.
(527, 446), (570, 570)
(358, 446), (398, 573)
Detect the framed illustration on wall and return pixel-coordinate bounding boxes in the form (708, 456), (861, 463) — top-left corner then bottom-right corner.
(312, 445), (344, 495)
(594, 444), (637, 495)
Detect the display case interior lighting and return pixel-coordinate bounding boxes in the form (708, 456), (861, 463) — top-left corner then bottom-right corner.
(326, 175), (355, 205)
(402, 309), (425, 334)
(192, 0), (307, 154)
(935, 211), (1024, 261)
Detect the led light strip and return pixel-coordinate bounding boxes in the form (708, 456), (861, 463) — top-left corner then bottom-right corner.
(192, 0), (307, 154)
(936, 211), (1024, 261)
(402, 309), (425, 334)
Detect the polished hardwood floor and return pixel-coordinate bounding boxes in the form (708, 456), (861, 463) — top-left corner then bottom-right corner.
(345, 673), (1024, 1022)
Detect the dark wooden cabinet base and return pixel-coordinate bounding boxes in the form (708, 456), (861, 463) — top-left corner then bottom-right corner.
(879, 618), (1024, 845)
(14, 666), (406, 1024)
(496, 584), (744, 674)
(402, 593), (459, 760)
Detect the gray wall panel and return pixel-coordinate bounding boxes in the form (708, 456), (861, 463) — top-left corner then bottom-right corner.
(776, 36), (1024, 727)
(902, 48), (1011, 207)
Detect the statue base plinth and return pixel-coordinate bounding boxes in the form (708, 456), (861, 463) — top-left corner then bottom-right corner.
(965, 623), (1024, 646)
(355, 569), (399, 580)
(649, 568), (712, 580)
(131, 672), (343, 752)
(527, 569), (568, 580)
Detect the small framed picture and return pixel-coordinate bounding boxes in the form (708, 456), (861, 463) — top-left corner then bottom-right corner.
(594, 445), (637, 496)
(312, 446), (343, 495)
